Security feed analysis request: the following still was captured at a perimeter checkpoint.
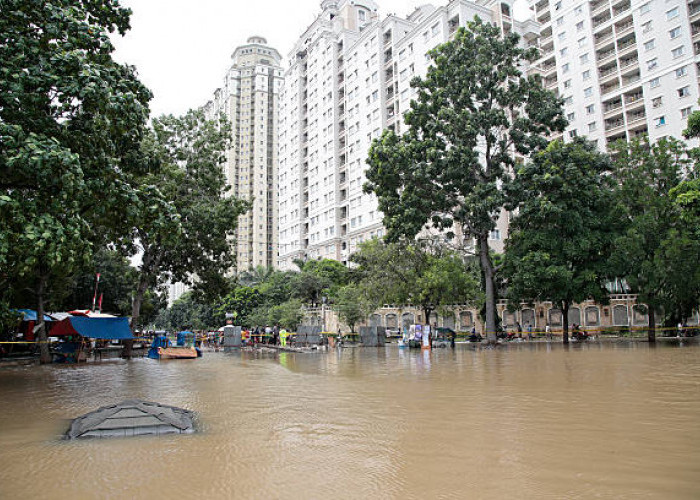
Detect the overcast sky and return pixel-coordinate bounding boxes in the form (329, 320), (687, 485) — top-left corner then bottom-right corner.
(112, 0), (531, 118)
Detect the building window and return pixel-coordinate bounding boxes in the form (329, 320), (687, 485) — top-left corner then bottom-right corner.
(567, 112), (575, 121)
(564, 96), (573, 105)
(681, 107), (693, 118)
(586, 104), (595, 114)
(576, 21), (584, 31)
(640, 2), (650, 15)
(647, 58), (657, 70)
(575, 5), (583, 15)
(584, 87), (593, 97)
(564, 79), (572, 89)
(669, 27), (681, 40)
(678, 86), (690, 98)
(556, 16), (564, 26)
(676, 66), (688, 78)
(650, 77), (660, 88)
(642, 21), (652, 33)
(655, 116), (666, 127)
(562, 63), (570, 73)
(568, 129), (578, 138)
(672, 46), (685, 59)
(582, 69), (591, 80)
(666, 7), (679, 20)
(588, 122), (597, 132)
(652, 96), (663, 108)
(558, 31), (566, 41)
(644, 39), (655, 51)
(580, 53), (589, 64)
(578, 37), (586, 47)
(560, 47), (568, 57)
(489, 229), (501, 241)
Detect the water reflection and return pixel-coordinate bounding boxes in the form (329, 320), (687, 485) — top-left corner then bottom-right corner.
(0, 342), (699, 499)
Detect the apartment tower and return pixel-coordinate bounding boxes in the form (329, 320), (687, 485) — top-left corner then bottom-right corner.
(530, 0), (700, 148)
(278, 0), (539, 270)
(204, 37), (284, 271)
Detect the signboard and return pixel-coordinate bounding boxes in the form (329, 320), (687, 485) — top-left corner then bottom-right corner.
(422, 325), (431, 349)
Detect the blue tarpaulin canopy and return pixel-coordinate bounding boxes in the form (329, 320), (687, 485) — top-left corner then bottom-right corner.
(53, 317), (133, 340)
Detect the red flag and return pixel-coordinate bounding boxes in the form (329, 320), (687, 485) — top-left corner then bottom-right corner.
(98, 293), (104, 312)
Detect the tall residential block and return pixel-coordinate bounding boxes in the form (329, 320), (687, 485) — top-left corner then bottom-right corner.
(530, 0), (700, 148)
(204, 37), (283, 271)
(278, 0), (539, 270)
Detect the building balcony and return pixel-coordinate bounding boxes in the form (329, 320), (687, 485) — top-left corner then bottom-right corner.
(619, 56), (638, 71)
(612, 1), (631, 18)
(626, 110), (646, 124)
(595, 30), (614, 48)
(597, 49), (617, 65)
(592, 12), (612, 29)
(601, 80), (621, 95)
(615, 20), (634, 38)
(599, 65), (619, 83)
(624, 89), (644, 107)
(605, 117), (625, 131)
(603, 100), (623, 117)
(692, 23), (700, 43)
(590, 1), (609, 18)
(616, 38), (637, 58)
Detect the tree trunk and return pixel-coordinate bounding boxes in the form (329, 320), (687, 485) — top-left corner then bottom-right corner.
(648, 307), (656, 343)
(124, 275), (149, 359)
(478, 236), (497, 342)
(562, 300), (569, 344)
(125, 248), (154, 359)
(36, 274), (51, 364)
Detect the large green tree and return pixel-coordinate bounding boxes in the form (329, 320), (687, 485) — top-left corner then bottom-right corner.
(128, 110), (250, 334)
(364, 18), (565, 341)
(351, 239), (481, 328)
(610, 137), (692, 341)
(333, 284), (374, 333)
(0, 0), (151, 362)
(503, 139), (620, 343)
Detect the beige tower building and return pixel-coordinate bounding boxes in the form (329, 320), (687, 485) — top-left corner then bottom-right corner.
(204, 36), (283, 271)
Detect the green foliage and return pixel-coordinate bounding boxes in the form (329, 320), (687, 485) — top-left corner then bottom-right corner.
(364, 18), (565, 337)
(217, 287), (262, 327)
(289, 259), (350, 305)
(129, 109), (251, 327)
(0, 0), (152, 359)
(351, 239), (482, 322)
(503, 139), (620, 340)
(155, 292), (220, 331)
(333, 284), (374, 333)
(610, 137), (695, 330)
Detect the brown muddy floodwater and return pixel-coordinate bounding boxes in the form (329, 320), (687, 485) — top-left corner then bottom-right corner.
(0, 342), (699, 499)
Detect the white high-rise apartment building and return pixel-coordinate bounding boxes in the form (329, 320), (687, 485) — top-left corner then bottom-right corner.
(530, 0), (700, 148)
(278, 0), (539, 270)
(204, 37), (284, 271)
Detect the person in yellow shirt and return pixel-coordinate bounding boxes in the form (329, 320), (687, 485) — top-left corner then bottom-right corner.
(280, 328), (288, 347)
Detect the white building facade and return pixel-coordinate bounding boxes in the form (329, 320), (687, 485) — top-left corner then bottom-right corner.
(204, 37), (284, 271)
(530, 0), (700, 148)
(278, 0), (539, 270)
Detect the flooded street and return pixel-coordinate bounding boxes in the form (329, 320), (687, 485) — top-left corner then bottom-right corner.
(0, 343), (699, 499)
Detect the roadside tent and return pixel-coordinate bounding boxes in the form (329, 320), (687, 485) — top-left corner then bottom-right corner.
(12, 309), (54, 342)
(51, 317), (133, 340)
(14, 309), (53, 322)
